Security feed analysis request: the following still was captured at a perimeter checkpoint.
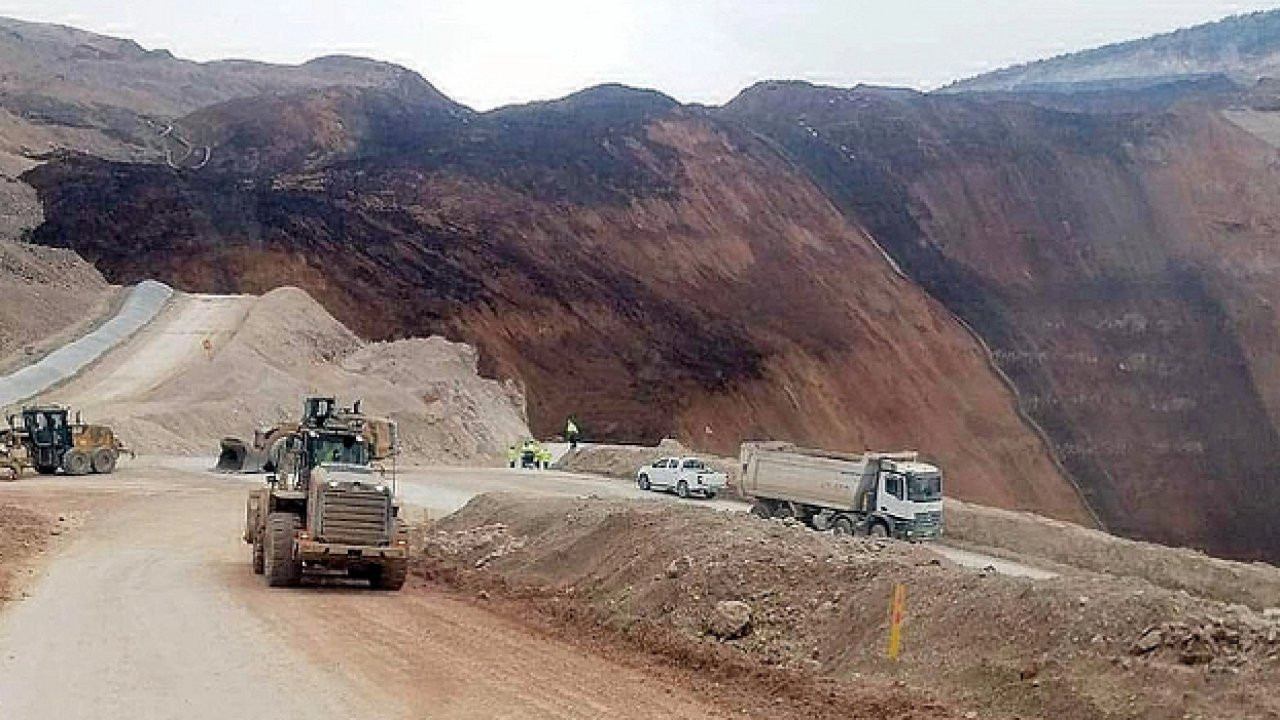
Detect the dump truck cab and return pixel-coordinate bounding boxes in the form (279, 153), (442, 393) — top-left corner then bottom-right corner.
(243, 398), (406, 589)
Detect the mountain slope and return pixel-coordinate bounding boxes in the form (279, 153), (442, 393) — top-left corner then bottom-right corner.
(723, 80), (1280, 559)
(947, 10), (1280, 93)
(21, 84), (1091, 523)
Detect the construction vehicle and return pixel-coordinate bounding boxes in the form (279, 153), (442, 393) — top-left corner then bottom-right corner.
(739, 442), (943, 540)
(1, 405), (130, 479)
(217, 396), (396, 473)
(242, 396), (408, 589)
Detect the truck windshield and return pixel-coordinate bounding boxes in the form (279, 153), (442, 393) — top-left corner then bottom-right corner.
(310, 434), (369, 466)
(907, 473), (942, 502)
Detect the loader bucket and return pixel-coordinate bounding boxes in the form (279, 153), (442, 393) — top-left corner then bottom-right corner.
(217, 437), (257, 473)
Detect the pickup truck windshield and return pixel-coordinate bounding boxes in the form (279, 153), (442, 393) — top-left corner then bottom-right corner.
(907, 473), (942, 502)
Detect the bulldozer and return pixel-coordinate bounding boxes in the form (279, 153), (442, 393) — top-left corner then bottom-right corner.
(217, 395), (395, 473)
(242, 396), (407, 589)
(1, 405), (131, 479)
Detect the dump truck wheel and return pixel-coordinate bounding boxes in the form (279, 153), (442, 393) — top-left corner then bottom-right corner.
(372, 559), (408, 590)
(91, 448), (117, 474)
(252, 535), (265, 575)
(869, 522), (889, 538)
(265, 513), (301, 587)
(62, 449), (91, 476)
(832, 516), (855, 536)
(637, 474), (651, 491)
(749, 501), (771, 518)
(676, 481), (690, 499)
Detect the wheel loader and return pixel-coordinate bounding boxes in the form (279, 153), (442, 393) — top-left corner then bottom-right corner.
(242, 397), (407, 589)
(217, 396), (396, 473)
(2, 405), (131, 479)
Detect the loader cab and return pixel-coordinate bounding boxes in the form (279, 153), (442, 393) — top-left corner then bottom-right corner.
(20, 406), (72, 472)
(302, 396), (337, 428)
(22, 406), (72, 449)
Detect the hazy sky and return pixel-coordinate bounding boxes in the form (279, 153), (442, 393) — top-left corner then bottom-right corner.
(2, 0), (1279, 110)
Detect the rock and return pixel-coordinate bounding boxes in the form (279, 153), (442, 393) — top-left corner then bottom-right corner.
(708, 600), (753, 640)
(477, 590), (490, 601)
(666, 555), (692, 579)
(1132, 627), (1162, 655)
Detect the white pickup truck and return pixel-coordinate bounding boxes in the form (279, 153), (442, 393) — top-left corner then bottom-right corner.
(636, 456), (727, 499)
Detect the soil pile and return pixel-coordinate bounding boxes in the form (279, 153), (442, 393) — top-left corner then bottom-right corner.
(65, 287), (529, 464)
(0, 241), (116, 372)
(421, 493), (1280, 720)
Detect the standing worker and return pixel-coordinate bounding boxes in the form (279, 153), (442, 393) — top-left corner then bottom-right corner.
(566, 418), (580, 450)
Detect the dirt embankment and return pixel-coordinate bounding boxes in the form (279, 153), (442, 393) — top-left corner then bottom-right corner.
(557, 439), (738, 482)
(945, 498), (1280, 610)
(422, 493), (1280, 720)
(0, 240), (117, 373)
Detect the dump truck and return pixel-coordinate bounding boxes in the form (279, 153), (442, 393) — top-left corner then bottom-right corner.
(243, 397), (407, 589)
(739, 443), (943, 540)
(218, 395), (396, 473)
(2, 405), (130, 478)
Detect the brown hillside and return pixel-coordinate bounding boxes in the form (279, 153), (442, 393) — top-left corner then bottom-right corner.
(725, 81), (1280, 560)
(23, 86), (1090, 523)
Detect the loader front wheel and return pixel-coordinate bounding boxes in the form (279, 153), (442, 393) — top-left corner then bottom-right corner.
(91, 448), (118, 474)
(372, 559), (407, 591)
(62, 449), (91, 476)
(265, 513), (301, 587)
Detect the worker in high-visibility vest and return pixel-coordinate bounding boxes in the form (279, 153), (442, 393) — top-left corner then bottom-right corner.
(565, 418), (580, 450)
(506, 444), (519, 468)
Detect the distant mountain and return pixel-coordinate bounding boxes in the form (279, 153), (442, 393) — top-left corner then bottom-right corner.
(946, 10), (1280, 94)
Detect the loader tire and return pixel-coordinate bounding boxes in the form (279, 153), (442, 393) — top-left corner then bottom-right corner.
(265, 513), (301, 587)
(91, 448), (118, 474)
(62, 449), (91, 476)
(372, 559), (407, 591)
(252, 534), (265, 575)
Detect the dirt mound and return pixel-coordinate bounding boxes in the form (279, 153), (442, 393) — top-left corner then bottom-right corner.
(67, 287), (529, 464)
(422, 493), (1280, 720)
(0, 240), (116, 373)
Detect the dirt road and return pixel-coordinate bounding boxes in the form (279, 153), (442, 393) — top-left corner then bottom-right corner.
(0, 464), (730, 719)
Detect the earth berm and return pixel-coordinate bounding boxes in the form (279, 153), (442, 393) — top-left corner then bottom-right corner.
(420, 493), (1280, 720)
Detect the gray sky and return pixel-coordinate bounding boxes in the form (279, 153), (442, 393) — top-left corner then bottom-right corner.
(3, 0), (1279, 110)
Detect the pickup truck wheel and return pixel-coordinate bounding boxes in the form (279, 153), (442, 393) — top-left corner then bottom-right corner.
(638, 474), (651, 491)
(704, 490), (718, 499)
(265, 512), (302, 587)
(869, 522), (889, 538)
(832, 517), (855, 536)
(676, 481), (690, 499)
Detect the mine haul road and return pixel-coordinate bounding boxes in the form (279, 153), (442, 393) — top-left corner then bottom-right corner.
(0, 287), (1050, 718)
(0, 463), (733, 720)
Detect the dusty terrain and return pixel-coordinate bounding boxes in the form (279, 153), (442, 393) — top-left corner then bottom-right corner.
(42, 286), (528, 464)
(0, 240), (116, 372)
(426, 493), (1280, 720)
(0, 466), (772, 720)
